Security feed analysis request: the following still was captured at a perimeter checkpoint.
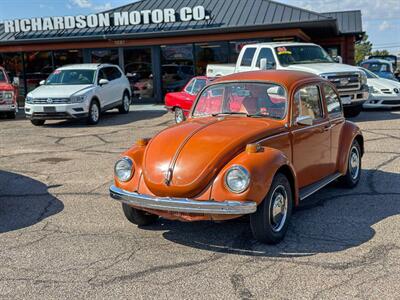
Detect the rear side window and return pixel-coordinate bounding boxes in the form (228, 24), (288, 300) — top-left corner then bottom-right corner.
(294, 85), (323, 121)
(0, 70), (6, 82)
(240, 48), (256, 67)
(324, 85), (342, 116)
(104, 67), (122, 81)
(256, 48), (276, 68)
(185, 79), (195, 94)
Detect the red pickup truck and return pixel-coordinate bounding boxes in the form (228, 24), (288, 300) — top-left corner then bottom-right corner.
(0, 66), (18, 119)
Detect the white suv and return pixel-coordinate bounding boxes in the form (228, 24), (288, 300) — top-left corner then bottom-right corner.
(25, 64), (131, 126)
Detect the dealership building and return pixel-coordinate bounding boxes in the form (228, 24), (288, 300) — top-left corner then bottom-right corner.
(0, 0), (364, 104)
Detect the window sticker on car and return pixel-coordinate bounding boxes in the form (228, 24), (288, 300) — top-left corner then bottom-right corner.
(277, 47), (292, 55)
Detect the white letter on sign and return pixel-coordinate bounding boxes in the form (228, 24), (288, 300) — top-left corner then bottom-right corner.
(193, 6), (206, 20)
(164, 9), (176, 23)
(4, 21), (15, 33)
(151, 9), (164, 24)
(114, 12), (129, 26)
(180, 7), (192, 22)
(129, 11), (141, 25)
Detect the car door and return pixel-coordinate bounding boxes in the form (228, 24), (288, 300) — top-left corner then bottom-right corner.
(104, 67), (122, 105)
(290, 83), (332, 188)
(97, 68), (113, 108)
(323, 84), (345, 173)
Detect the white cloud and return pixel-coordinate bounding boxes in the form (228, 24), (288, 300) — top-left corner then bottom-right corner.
(94, 2), (112, 11)
(69, 0), (114, 11)
(71, 0), (92, 8)
(379, 21), (392, 31)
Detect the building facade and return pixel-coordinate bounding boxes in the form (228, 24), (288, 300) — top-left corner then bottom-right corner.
(0, 0), (364, 105)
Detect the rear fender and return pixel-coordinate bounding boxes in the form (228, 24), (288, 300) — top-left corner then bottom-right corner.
(338, 122), (364, 174)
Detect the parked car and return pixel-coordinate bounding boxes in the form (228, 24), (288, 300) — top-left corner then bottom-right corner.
(109, 70), (364, 244)
(25, 64), (131, 126)
(207, 42), (369, 117)
(125, 62), (154, 99)
(359, 67), (400, 109)
(165, 76), (213, 123)
(0, 66), (18, 119)
(360, 59), (398, 82)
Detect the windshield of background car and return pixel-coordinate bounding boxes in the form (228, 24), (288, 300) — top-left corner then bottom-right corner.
(0, 70), (6, 82)
(46, 69), (96, 85)
(193, 82), (287, 120)
(275, 46), (334, 66)
(359, 68), (379, 79)
(361, 62), (391, 73)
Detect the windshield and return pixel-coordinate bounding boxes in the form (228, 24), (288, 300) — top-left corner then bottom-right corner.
(193, 82), (287, 120)
(46, 69), (95, 85)
(361, 62), (391, 73)
(275, 45), (334, 66)
(0, 70), (6, 82)
(359, 68), (378, 79)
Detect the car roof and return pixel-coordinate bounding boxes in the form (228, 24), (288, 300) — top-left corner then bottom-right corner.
(57, 63), (117, 70)
(244, 42), (318, 47)
(213, 70), (322, 89)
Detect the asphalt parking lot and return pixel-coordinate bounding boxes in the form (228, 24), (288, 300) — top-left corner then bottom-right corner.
(0, 106), (399, 299)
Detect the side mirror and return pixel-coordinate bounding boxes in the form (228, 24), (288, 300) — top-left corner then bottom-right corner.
(296, 115), (313, 126)
(99, 79), (109, 86)
(12, 77), (20, 87)
(39, 80), (45, 85)
(260, 58), (268, 70)
(334, 56), (343, 64)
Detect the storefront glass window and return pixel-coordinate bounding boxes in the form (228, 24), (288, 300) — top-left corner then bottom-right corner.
(24, 51), (53, 94)
(161, 44), (194, 94)
(0, 52), (24, 105)
(54, 50), (83, 68)
(195, 42), (229, 75)
(124, 48), (154, 100)
(90, 49), (119, 65)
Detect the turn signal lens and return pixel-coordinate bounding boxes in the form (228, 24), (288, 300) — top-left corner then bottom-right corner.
(136, 138), (151, 147)
(246, 143), (262, 154)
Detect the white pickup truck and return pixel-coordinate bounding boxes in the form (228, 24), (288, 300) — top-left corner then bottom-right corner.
(207, 42), (369, 117)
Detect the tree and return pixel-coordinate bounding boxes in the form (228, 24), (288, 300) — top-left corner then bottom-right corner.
(371, 49), (390, 56)
(355, 34), (372, 64)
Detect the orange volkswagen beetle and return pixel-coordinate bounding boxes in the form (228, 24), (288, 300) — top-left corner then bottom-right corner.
(110, 70), (363, 244)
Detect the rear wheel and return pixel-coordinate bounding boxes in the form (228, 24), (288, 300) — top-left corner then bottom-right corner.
(6, 112), (16, 119)
(174, 108), (185, 124)
(118, 92), (130, 114)
(122, 203), (159, 226)
(31, 119), (45, 126)
(339, 140), (362, 188)
(344, 105), (362, 118)
(250, 173), (293, 244)
(87, 100), (100, 125)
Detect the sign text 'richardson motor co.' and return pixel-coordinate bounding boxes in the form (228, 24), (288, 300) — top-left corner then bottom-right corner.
(2, 6), (210, 33)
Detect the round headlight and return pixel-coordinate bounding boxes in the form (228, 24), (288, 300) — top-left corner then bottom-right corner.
(114, 157), (134, 182)
(224, 165), (250, 194)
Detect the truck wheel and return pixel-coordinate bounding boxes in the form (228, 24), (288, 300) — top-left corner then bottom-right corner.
(6, 112), (16, 119)
(122, 203), (159, 226)
(31, 119), (45, 126)
(118, 92), (130, 114)
(87, 100), (100, 125)
(344, 105), (362, 118)
(250, 173), (293, 244)
(174, 108), (185, 123)
(339, 140), (362, 188)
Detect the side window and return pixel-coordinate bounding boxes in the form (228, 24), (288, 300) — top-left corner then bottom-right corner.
(192, 79), (206, 94)
(112, 67), (122, 80)
(324, 85), (342, 116)
(240, 48), (256, 67)
(185, 79), (195, 94)
(103, 67), (121, 81)
(256, 48), (276, 69)
(294, 85), (323, 121)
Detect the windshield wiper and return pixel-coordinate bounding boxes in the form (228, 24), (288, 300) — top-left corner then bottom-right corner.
(212, 112), (250, 117)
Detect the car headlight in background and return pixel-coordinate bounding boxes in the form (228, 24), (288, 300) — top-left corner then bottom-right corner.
(3, 91), (14, 100)
(369, 86), (381, 94)
(360, 72), (367, 85)
(114, 157), (134, 182)
(70, 94), (87, 103)
(26, 95), (34, 104)
(225, 165), (250, 194)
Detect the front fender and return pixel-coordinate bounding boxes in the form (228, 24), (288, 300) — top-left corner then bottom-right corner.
(338, 121), (364, 174)
(210, 147), (298, 206)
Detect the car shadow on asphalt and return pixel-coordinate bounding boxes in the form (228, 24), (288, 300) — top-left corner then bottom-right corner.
(140, 169), (400, 257)
(352, 108), (400, 123)
(0, 170), (64, 233)
(41, 109), (168, 128)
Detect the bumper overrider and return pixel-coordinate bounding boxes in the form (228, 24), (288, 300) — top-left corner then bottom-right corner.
(109, 185), (257, 215)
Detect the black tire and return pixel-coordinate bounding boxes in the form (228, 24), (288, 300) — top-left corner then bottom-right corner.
(118, 92), (130, 114)
(31, 119), (45, 126)
(339, 140), (362, 188)
(250, 173), (293, 244)
(6, 112), (16, 119)
(122, 203), (159, 226)
(344, 105), (362, 118)
(87, 100), (100, 125)
(174, 108), (185, 124)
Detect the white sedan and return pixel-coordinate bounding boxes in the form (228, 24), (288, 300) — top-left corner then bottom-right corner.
(360, 67), (400, 109)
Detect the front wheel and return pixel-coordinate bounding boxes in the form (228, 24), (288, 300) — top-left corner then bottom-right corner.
(250, 173), (293, 244)
(31, 119), (45, 126)
(339, 140), (362, 188)
(122, 203), (159, 226)
(174, 108), (185, 124)
(87, 100), (100, 125)
(118, 93), (130, 114)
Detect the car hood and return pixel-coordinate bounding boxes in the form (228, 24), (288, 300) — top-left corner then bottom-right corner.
(142, 116), (285, 198)
(285, 63), (360, 75)
(29, 84), (93, 98)
(368, 78), (400, 90)
(0, 82), (14, 91)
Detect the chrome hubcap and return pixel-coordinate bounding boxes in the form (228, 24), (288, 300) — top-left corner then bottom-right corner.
(349, 146), (360, 180)
(124, 96), (130, 111)
(91, 104), (99, 122)
(269, 185), (288, 233)
(176, 109), (184, 123)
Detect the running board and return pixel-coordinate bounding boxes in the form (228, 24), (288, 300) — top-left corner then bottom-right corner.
(299, 173), (342, 201)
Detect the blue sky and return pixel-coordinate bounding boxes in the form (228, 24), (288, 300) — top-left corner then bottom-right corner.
(0, 0), (399, 55)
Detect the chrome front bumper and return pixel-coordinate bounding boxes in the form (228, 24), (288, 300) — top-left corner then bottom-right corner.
(109, 185), (257, 215)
